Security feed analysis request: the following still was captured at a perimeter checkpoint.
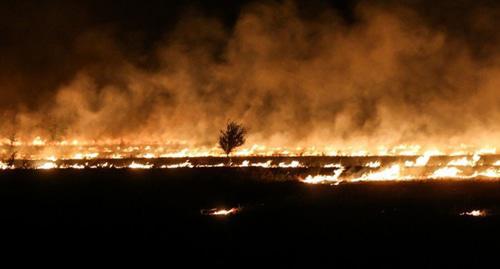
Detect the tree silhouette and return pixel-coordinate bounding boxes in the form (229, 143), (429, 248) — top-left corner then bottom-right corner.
(218, 121), (246, 160)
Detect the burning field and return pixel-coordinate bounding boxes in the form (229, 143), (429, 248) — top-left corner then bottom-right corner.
(2, 0), (500, 266)
(4, 142), (500, 184)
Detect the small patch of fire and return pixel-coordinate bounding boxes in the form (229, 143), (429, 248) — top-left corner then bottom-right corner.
(460, 209), (487, 217)
(201, 206), (242, 216)
(300, 167), (345, 184)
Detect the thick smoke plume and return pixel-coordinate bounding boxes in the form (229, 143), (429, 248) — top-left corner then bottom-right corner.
(2, 0), (500, 151)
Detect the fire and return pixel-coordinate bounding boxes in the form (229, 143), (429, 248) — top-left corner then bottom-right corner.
(249, 160), (273, 168)
(352, 164), (405, 182)
(201, 207), (241, 216)
(405, 154), (432, 167)
(0, 162), (9, 170)
(301, 167), (345, 184)
(447, 154), (480, 167)
(478, 168), (500, 178)
(66, 164), (86, 169)
(460, 210), (487, 217)
(210, 208), (239, 216)
(3, 139), (500, 160)
(163, 161), (194, 168)
(142, 153), (156, 159)
(128, 162), (153, 169)
(364, 161), (381, 168)
(324, 163), (343, 168)
(73, 153), (99, 160)
(3, 139), (500, 184)
(430, 167), (462, 178)
(37, 162), (58, 169)
(32, 137), (45, 146)
(278, 161), (303, 168)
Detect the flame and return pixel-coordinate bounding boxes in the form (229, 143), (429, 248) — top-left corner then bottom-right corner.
(2, 139), (500, 160)
(301, 167), (345, 184)
(278, 161), (303, 168)
(201, 207), (241, 216)
(477, 168), (500, 178)
(210, 208), (239, 215)
(447, 154), (480, 167)
(249, 160), (273, 168)
(0, 162), (9, 170)
(73, 153), (99, 160)
(163, 161), (194, 168)
(364, 161), (381, 168)
(405, 153), (432, 167)
(3, 139), (500, 184)
(430, 167), (462, 178)
(460, 210), (487, 217)
(128, 162), (153, 169)
(352, 164), (406, 181)
(37, 162), (58, 169)
(32, 137), (45, 146)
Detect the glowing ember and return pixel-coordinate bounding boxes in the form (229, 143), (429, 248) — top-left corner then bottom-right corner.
(460, 210), (487, 217)
(201, 207), (241, 216)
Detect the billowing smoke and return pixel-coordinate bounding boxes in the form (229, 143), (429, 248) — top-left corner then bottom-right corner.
(2, 0), (500, 151)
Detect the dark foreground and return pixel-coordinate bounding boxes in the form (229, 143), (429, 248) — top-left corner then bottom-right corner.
(1, 169), (499, 266)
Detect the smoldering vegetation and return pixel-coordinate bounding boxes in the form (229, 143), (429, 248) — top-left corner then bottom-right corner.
(1, 0), (500, 150)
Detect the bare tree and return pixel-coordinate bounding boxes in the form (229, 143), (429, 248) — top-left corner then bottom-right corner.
(218, 121), (246, 161)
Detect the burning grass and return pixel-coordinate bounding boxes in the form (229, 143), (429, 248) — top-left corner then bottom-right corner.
(3, 143), (500, 183)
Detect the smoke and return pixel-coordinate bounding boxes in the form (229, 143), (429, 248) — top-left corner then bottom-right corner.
(2, 0), (500, 150)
